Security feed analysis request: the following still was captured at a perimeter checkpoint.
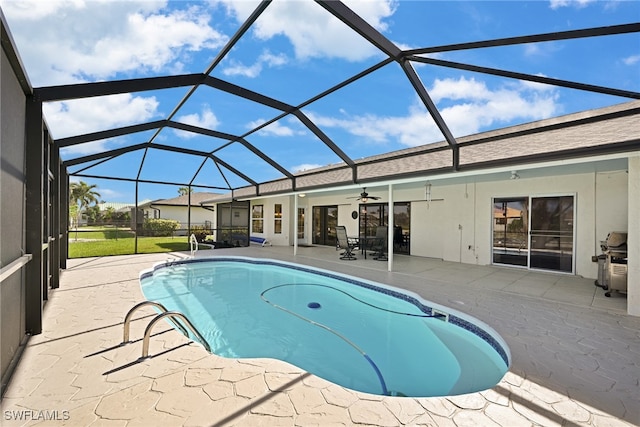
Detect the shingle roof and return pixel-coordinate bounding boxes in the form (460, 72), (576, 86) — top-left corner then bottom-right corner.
(231, 100), (640, 199)
(149, 192), (220, 207)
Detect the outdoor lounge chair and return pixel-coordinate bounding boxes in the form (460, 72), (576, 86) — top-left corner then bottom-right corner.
(336, 225), (358, 260)
(370, 226), (388, 261)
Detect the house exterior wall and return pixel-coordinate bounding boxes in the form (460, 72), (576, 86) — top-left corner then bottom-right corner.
(407, 171), (627, 279)
(249, 198), (292, 246)
(258, 168), (629, 283)
(488, 172), (624, 278)
(155, 206), (215, 234)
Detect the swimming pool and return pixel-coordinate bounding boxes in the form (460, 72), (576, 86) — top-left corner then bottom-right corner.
(140, 256), (509, 397)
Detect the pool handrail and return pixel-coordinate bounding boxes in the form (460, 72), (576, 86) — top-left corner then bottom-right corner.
(189, 233), (198, 257)
(122, 300), (189, 343)
(141, 311), (211, 358)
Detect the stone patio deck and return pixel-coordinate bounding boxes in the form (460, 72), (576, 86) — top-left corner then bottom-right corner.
(1, 246), (638, 426)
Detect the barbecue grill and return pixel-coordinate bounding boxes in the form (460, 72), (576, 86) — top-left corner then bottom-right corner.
(595, 232), (628, 297)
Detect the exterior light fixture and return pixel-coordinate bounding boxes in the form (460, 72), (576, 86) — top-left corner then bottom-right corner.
(510, 171), (520, 180)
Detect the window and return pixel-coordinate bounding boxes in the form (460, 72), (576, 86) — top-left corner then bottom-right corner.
(252, 205), (264, 233)
(274, 204), (282, 234)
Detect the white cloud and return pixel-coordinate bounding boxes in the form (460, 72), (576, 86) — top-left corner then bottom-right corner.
(429, 77), (493, 103)
(308, 76), (560, 148)
(42, 102), (156, 161)
(247, 117), (304, 137)
(260, 50), (288, 67)
(622, 54), (640, 66)
(1, 1), (227, 85)
(519, 74), (556, 92)
(292, 163), (324, 173)
(220, 0), (396, 62)
(97, 188), (123, 200)
(174, 106), (221, 139)
(45, 93), (160, 155)
(222, 50), (288, 78)
(223, 61), (263, 78)
(60, 141), (112, 157)
(0, 0), (88, 20)
(549, 0), (596, 9)
(524, 44), (543, 57)
(523, 41), (563, 59)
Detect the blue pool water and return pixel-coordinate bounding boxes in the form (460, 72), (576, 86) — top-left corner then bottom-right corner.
(140, 257), (509, 397)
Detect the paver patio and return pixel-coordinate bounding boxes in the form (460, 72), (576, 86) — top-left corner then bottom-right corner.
(1, 246), (638, 426)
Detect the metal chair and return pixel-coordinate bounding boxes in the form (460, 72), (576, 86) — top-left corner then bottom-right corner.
(336, 226), (358, 260)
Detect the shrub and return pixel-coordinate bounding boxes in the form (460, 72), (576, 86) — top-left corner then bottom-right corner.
(189, 225), (211, 243)
(143, 218), (179, 237)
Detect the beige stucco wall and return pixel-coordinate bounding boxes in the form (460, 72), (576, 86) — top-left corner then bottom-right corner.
(406, 171), (628, 279)
(264, 169), (629, 282)
(156, 206), (215, 234)
(249, 198), (292, 246)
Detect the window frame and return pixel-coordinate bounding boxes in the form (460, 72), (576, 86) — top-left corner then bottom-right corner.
(274, 203), (282, 234)
(252, 204), (264, 233)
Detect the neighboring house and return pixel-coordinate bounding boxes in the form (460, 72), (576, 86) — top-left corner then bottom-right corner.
(76, 200), (151, 227)
(138, 192), (218, 235)
(97, 201), (145, 214)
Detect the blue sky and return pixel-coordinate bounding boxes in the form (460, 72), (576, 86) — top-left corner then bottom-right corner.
(1, 0), (638, 202)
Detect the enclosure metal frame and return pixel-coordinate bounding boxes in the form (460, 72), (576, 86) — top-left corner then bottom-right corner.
(3, 2), (640, 340)
(26, 3), (636, 198)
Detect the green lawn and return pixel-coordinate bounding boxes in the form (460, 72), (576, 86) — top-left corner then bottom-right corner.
(68, 227), (210, 258)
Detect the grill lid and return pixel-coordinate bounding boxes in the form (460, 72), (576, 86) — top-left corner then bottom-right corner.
(606, 232), (627, 249)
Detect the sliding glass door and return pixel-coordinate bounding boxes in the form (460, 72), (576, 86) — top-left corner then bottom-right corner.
(312, 205), (338, 247)
(493, 195), (574, 273)
(359, 202), (410, 254)
(529, 196), (574, 272)
(493, 198), (529, 267)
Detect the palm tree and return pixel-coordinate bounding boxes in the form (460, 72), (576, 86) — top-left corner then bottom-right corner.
(178, 186), (192, 196)
(70, 181), (101, 240)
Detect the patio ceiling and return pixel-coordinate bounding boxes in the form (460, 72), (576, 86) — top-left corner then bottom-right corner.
(31, 1), (640, 196)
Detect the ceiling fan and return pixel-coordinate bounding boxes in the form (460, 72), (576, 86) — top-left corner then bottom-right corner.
(347, 188), (381, 203)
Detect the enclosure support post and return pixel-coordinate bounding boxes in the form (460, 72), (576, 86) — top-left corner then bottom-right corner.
(134, 181), (139, 254)
(25, 95), (44, 335)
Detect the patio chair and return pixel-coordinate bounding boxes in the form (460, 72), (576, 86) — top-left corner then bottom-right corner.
(370, 226), (388, 261)
(336, 225), (358, 260)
